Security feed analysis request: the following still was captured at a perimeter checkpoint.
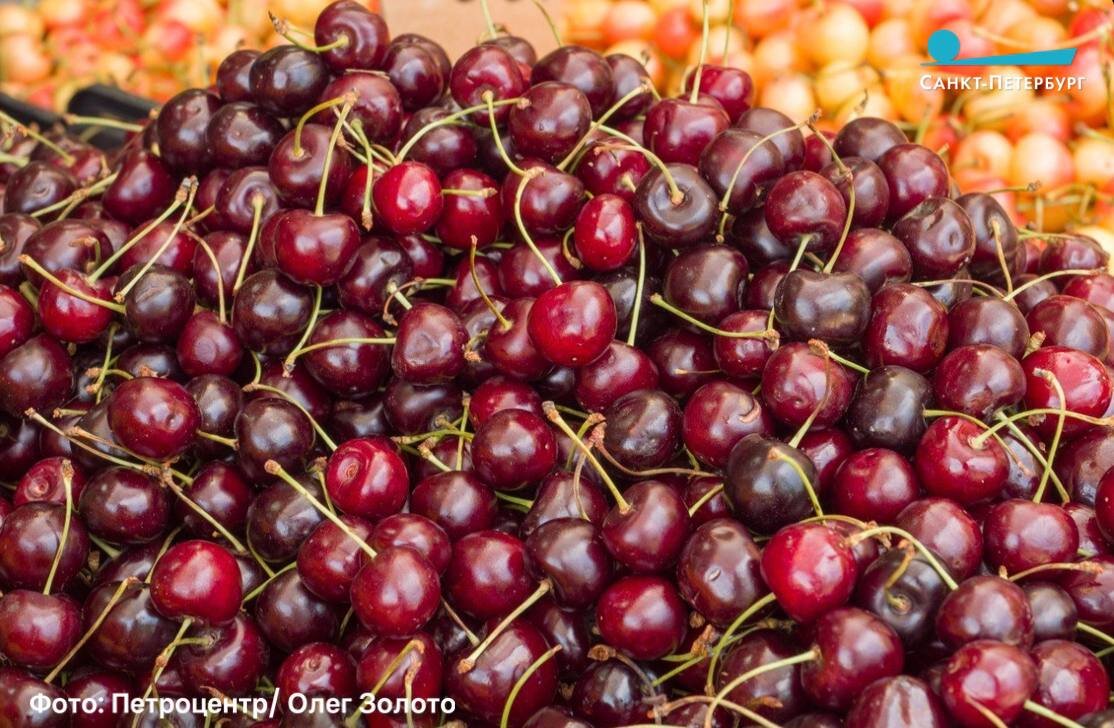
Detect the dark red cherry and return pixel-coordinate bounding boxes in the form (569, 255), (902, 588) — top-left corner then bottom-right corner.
(78, 467), (169, 544)
(1028, 295), (1110, 358)
(737, 107), (805, 170)
(896, 498), (983, 580)
(831, 448), (919, 523)
(820, 156), (891, 227)
(764, 170), (847, 252)
(472, 409), (557, 491)
(149, 540), (242, 625)
(531, 46), (614, 117)
(156, 88), (220, 174)
(231, 269), (314, 355)
(761, 341), (855, 428)
(526, 518), (611, 608)
(449, 44), (527, 124)
(574, 341), (658, 412)
(250, 45), (330, 116)
(602, 479), (691, 573)
(83, 579), (175, 672)
(370, 514), (451, 574)
(854, 547), (947, 647)
(644, 96), (730, 166)
(633, 163), (717, 248)
(1039, 234), (1108, 274)
(2, 161), (75, 217)
(1025, 639), (1109, 727)
(833, 117), (907, 162)
(254, 569), (339, 652)
(915, 416), (1007, 505)
(933, 344), (1024, 418)
(1060, 555), (1114, 627)
(801, 608), (905, 711)
(177, 461), (251, 538)
(831, 228), (912, 293)
(314, 0), (389, 72)
(775, 269), (870, 345)
(864, 283), (949, 372)
(385, 42), (446, 111)
(373, 161), (443, 235)
(106, 377), (201, 460)
(573, 193), (637, 272)
(0, 590), (80, 670)
(984, 499), (1079, 575)
(444, 530), (532, 620)
(940, 640), (1037, 727)
(177, 613), (268, 696)
(268, 124), (353, 209)
(725, 434), (819, 534)
(1022, 346), (1112, 439)
(248, 475), (325, 563)
(501, 160), (585, 236)
(277, 642), (357, 699)
(684, 65), (754, 122)
(677, 517), (764, 628)
(683, 380), (773, 467)
(595, 574), (686, 660)
(435, 168), (502, 250)
(351, 546), (440, 638)
(176, 311), (243, 378)
(35, 269), (114, 344)
(446, 619), (557, 726)
(936, 575), (1034, 649)
(760, 522), (857, 623)
(847, 675), (948, 728)
(521, 470), (609, 537)
(391, 302), (467, 384)
(578, 142), (651, 202)
(509, 82), (592, 164)
(845, 365), (931, 452)
(600, 388), (681, 471)
(528, 280), (617, 367)
(216, 48), (258, 101)
(297, 516), (373, 602)
(235, 397), (315, 484)
(0, 667), (67, 728)
(206, 102), (284, 169)
(273, 209), (362, 286)
(698, 128), (783, 214)
(877, 144), (950, 222)
(324, 436), (408, 520)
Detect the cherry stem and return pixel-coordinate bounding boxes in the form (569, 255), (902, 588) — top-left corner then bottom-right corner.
(477, 0), (497, 38)
(597, 125), (683, 203)
(63, 114), (144, 132)
(163, 478), (248, 554)
(513, 169), (564, 285)
(139, 617), (193, 705)
(500, 644), (562, 728)
(364, 638), (425, 706)
(18, 255), (126, 314)
(649, 293), (776, 340)
(42, 460), (75, 595)
(558, 83), (652, 171)
(283, 284), (324, 370)
(1008, 561), (1102, 581)
(0, 112), (74, 164)
(243, 383), (338, 451)
(88, 178), (191, 283)
(458, 580), (551, 673)
(704, 591), (777, 693)
(241, 562), (296, 604)
(717, 118), (815, 242)
(972, 702), (1010, 728)
(806, 125), (855, 272)
(1022, 701), (1086, 728)
(31, 172), (118, 220)
(771, 448), (823, 517)
(233, 194), (266, 294)
(116, 179), (199, 302)
(656, 696), (780, 728)
(192, 235), (227, 322)
(269, 11), (349, 52)
(197, 430), (237, 448)
(529, 0), (563, 45)
(627, 227), (647, 347)
(687, 482), (724, 517)
(266, 460), (378, 559)
(811, 340), (869, 375)
(912, 278), (1004, 297)
(543, 402), (630, 511)
(315, 96), (356, 216)
(1004, 269), (1100, 301)
(45, 576), (138, 683)
(790, 341), (834, 447)
(482, 90), (527, 177)
(396, 98), (519, 161)
(293, 94), (349, 158)
(707, 650), (819, 727)
(690, 0), (711, 105)
(1077, 621), (1114, 648)
(989, 219), (1014, 294)
(991, 411), (1071, 503)
(593, 429), (715, 478)
(285, 336), (396, 367)
(850, 525), (959, 590)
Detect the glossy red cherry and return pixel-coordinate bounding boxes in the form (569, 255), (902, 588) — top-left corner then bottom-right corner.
(914, 416), (1008, 505)
(106, 377), (201, 460)
(351, 546), (440, 638)
(149, 540), (243, 625)
(936, 575), (1035, 649)
(1021, 346), (1112, 439)
(940, 640), (1038, 728)
(527, 281), (617, 367)
(324, 436), (408, 520)
(761, 522), (858, 623)
(595, 574), (687, 660)
(800, 607), (905, 711)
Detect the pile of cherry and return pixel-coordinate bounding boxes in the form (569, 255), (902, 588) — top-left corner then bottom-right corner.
(1, 1), (1114, 726)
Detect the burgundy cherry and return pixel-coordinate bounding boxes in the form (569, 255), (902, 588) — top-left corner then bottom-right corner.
(760, 522), (858, 623)
(940, 640), (1038, 727)
(149, 540), (243, 625)
(595, 574), (687, 660)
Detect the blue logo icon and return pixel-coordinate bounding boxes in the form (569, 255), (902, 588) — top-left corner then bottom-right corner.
(923, 28), (1077, 66)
